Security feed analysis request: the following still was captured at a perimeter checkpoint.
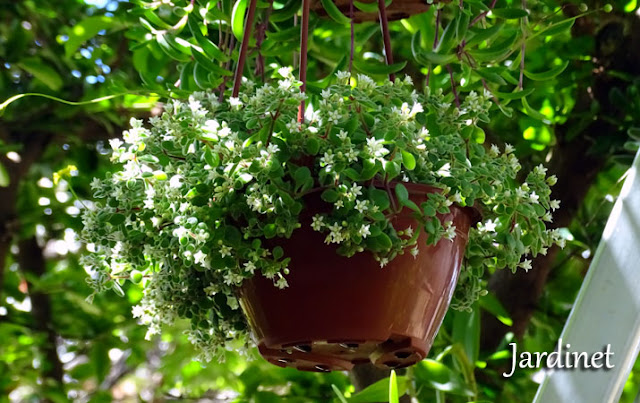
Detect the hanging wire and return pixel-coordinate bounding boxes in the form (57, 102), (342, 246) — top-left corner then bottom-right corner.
(377, 0), (395, 82)
(232, 0), (259, 98)
(298, 0), (311, 123)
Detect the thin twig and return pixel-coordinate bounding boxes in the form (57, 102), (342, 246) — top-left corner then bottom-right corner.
(446, 64), (460, 108)
(469, 0), (498, 27)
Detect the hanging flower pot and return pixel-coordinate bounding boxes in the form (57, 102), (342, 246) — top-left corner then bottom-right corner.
(239, 183), (476, 371)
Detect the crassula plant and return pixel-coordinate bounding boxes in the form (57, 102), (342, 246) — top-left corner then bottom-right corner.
(80, 69), (562, 361)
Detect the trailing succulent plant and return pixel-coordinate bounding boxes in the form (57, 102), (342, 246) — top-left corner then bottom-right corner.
(81, 69), (562, 360)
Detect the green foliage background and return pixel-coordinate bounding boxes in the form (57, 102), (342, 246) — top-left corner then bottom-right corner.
(1, 0), (640, 401)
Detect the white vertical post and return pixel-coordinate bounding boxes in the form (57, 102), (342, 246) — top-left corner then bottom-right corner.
(534, 149), (640, 403)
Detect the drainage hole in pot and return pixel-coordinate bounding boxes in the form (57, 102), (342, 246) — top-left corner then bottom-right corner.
(339, 343), (359, 349)
(314, 365), (330, 372)
(383, 360), (401, 368)
(395, 351), (412, 359)
(293, 344), (312, 353)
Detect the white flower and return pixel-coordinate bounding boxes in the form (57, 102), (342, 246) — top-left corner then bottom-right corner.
(534, 164), (548, 176)
(355, 200), (368, 213)
(410, 247), (419, 258)
(169, 175), (183, 189)
(410, 102), (423, 117)
(351, 183), (363, 197)
(228, 97), (243, 108)
(337, 130), (348, 141)
(443, 222), (456, 241)
(321, 89), (331, 99)
(405, 226), (413, 237)
(243, 261), (256, 274)
(336, 70), (351, 81)
(516, 187), (527, 199)
(320, 150), (334, 167)
(109, 138), (123, 150)
(437, 163), (451, 177)
(90, 177), (102, 190)
(275, 276), (288, 289)
(327, 110), (341, 124)
(550, 199), (560, 211)
(194, 250), (209, 267)
(358, 224), (371, 238)
(504, 143), (515, 154)
(335, 199), (344, 209)
(529, 191), (539, 204)
(132, 305), (145, 318)
(220, 245), (232, 258)
(366, 137), (388, 158)
(519, 259), (532, 272)
(542, 212), (553, 222)
(311, 215), (324, 231)
(379, 257), (389, 268)
(480, 219), (497, 232)
(278, 66), (292, 78)
(490, 144), (500, 156)
(451, 192), (463, 203)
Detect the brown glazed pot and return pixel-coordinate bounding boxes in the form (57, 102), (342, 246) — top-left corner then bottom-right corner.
(238, 183), (474, 372)
(311, 0), (446, 23)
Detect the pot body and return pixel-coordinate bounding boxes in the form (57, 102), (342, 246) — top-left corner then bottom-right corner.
(238, 183), (473, 372)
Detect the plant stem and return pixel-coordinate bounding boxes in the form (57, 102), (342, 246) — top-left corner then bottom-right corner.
(447, 64), (460, 108)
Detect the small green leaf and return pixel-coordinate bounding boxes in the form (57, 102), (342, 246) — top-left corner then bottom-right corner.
(332, 384), (348, 403)
(413, 360), (474, 396)
(369, 188), (390, 211)
(395, 183), (410, 205)
(18, 57), (63, 91)
(109, 214), (126, 225)
(353, 59), (407, 76)
(64, 16), (115, 57)
(320, 0), (351, 24)
(348, 375), (407, 403)
(491, 8), (529, 19)
(401, 151), (416, 170)
(524, 60), (569, 80)
(306, 137), (320, 155)
(321, 189), (339, 203)
(273, 246), (284, 260)
(232, 0), (249, 40)
(0, 162), (8, 187)
(521, 96), (550, 122)
(389, 370), (399, 403)
(533, 19), (575, 38)
(187, 16), (229, 62)
(493, 88), (534, 100)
